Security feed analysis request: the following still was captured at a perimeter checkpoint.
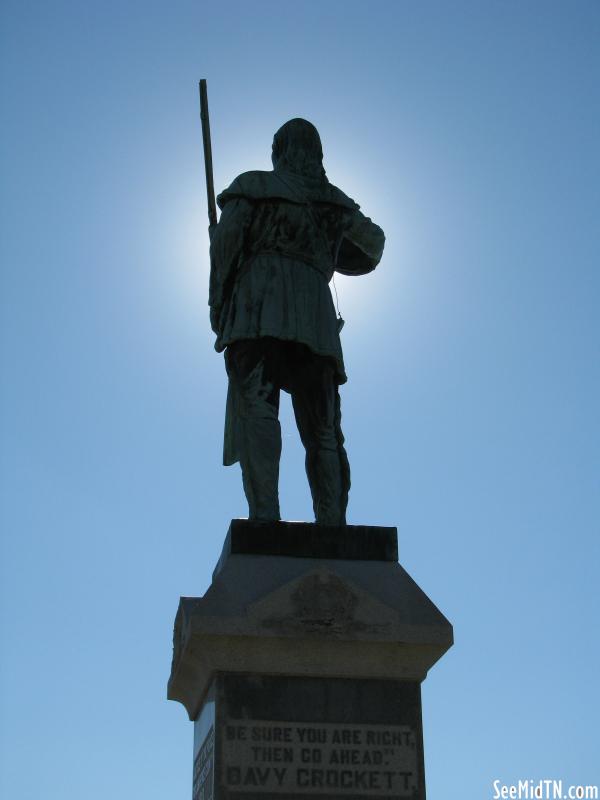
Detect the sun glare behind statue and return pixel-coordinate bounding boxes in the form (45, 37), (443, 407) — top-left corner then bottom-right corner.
(161, 180), (211, 337)
(162, 147), (265, 339)
(325, 151), (444, 377)
(324, 163), (410, 325)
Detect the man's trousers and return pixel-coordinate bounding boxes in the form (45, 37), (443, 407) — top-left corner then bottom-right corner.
(225, 338), (350, 525)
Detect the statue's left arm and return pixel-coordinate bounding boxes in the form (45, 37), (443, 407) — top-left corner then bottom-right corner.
(335, 208), (385, 277)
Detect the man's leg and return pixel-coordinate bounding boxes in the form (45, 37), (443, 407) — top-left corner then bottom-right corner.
(289, 347), (350, 526)
(226, 340), (281, 521)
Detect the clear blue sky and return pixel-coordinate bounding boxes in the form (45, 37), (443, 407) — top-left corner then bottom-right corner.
(1, 1), (598, 798)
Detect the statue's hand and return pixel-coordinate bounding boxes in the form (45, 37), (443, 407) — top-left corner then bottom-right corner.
(208, 224), (217, 243)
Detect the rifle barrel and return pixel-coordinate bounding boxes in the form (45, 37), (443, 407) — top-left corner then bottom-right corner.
(199, 79), (217, 228)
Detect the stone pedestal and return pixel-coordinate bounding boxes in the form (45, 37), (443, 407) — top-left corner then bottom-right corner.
(168, 520), (453, 799)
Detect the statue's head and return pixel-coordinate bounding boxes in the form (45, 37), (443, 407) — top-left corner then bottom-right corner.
(271, 118), (326, 180)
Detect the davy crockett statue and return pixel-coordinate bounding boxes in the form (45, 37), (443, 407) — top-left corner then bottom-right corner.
(208, 115), (385, 526)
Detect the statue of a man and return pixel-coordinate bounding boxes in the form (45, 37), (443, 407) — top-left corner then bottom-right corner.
(209, 118), (385, 525)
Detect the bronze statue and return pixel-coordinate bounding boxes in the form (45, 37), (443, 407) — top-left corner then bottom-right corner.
(208, 117), (384, 525)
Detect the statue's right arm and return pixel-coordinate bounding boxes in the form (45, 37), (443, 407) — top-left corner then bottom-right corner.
(208, 198), (253, 333)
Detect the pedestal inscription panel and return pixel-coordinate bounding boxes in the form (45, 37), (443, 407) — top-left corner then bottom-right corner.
(194, 726), (215, 800)
(193, 681), (216, 800)
(209, 673), (426, 800)
(223, 719), (417, 796)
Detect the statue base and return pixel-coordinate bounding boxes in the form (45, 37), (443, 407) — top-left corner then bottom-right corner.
(168, 519), (453, 799)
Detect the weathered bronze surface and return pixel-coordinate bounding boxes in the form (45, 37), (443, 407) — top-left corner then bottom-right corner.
(209, 119), (385, 524)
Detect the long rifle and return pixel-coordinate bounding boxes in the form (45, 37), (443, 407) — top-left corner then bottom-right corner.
(199, 79), (217, 228)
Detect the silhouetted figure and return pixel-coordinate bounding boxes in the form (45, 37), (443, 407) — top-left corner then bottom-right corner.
(209, 119), (384, 524)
